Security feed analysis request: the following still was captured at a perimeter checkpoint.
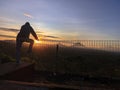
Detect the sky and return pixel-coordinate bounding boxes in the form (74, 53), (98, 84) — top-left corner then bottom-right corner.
(0, 0), (120, 40)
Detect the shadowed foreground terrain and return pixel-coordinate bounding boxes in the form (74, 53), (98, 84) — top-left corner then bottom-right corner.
(0, 40), (120, 89)
(1, 40), (120, 77)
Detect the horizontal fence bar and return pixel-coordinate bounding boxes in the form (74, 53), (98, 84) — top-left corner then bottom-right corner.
(1, 40), (120, 53)
(37, 40), (120, 53)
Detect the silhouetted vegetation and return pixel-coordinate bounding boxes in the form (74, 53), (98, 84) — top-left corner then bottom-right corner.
(0, 53), (15, 63)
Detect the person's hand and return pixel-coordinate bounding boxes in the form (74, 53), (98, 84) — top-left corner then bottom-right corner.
(36, 37), (39, 41)
(37, 38), (39, 41)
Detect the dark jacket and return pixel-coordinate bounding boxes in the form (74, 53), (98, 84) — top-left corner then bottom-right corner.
(17, 24), (38, 40)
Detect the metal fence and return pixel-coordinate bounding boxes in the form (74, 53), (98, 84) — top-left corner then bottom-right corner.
(1, 40), (120, 60)
(1, 40), (120, 89)
(37, 39), (120, 53)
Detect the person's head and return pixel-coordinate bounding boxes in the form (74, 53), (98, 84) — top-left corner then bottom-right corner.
(25, 22), (30, 26)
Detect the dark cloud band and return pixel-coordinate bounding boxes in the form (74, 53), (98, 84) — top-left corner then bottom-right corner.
(0, 34), (16, 38)
(44, 35), (59, 39)
(0, 27), (19, 32)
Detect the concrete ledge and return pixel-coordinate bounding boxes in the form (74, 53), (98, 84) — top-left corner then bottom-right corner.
(0, 80), (119, 90)
(0, 62), (35, 81)
(0, 80), (80, 90)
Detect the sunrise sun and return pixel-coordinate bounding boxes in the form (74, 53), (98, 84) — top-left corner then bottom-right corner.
(34, 40), (41, 44)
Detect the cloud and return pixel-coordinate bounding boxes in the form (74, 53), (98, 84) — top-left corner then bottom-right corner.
(0, 34), (16, 38)
(24, 13), (33, 18)
(0, 16), (15, 22)
(37, 33), (60, 39)
(0, 27), (60, 40)
(44, 35), (59, 39)
(0, 27), (19, 32)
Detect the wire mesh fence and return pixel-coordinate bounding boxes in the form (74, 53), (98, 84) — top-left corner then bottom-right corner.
(1, 39), (120, 63)
(37, 39), (120, 53)
(1, 40), (120, 89)
(0, 39), (120, 55)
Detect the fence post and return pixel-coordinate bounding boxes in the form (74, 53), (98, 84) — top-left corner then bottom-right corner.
(56, 44), (59, 60)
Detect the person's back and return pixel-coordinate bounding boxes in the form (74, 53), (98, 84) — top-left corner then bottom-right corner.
(17, 23), (31, 40)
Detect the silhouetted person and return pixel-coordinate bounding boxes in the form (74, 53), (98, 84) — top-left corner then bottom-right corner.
(16, 22), (39, 64)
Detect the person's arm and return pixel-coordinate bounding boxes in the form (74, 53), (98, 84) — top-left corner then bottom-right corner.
(30, 26), (39, 40)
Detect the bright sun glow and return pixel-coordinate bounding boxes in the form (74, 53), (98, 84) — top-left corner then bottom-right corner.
(34, 40), (41, 44)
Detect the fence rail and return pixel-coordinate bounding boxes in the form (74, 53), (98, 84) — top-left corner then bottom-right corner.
(1, 40), (120, 53)
(38, 40), (120, 52)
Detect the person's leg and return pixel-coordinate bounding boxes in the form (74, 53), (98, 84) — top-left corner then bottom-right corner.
(26, 39), (34, 53)
(16, 39), (22, 64)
